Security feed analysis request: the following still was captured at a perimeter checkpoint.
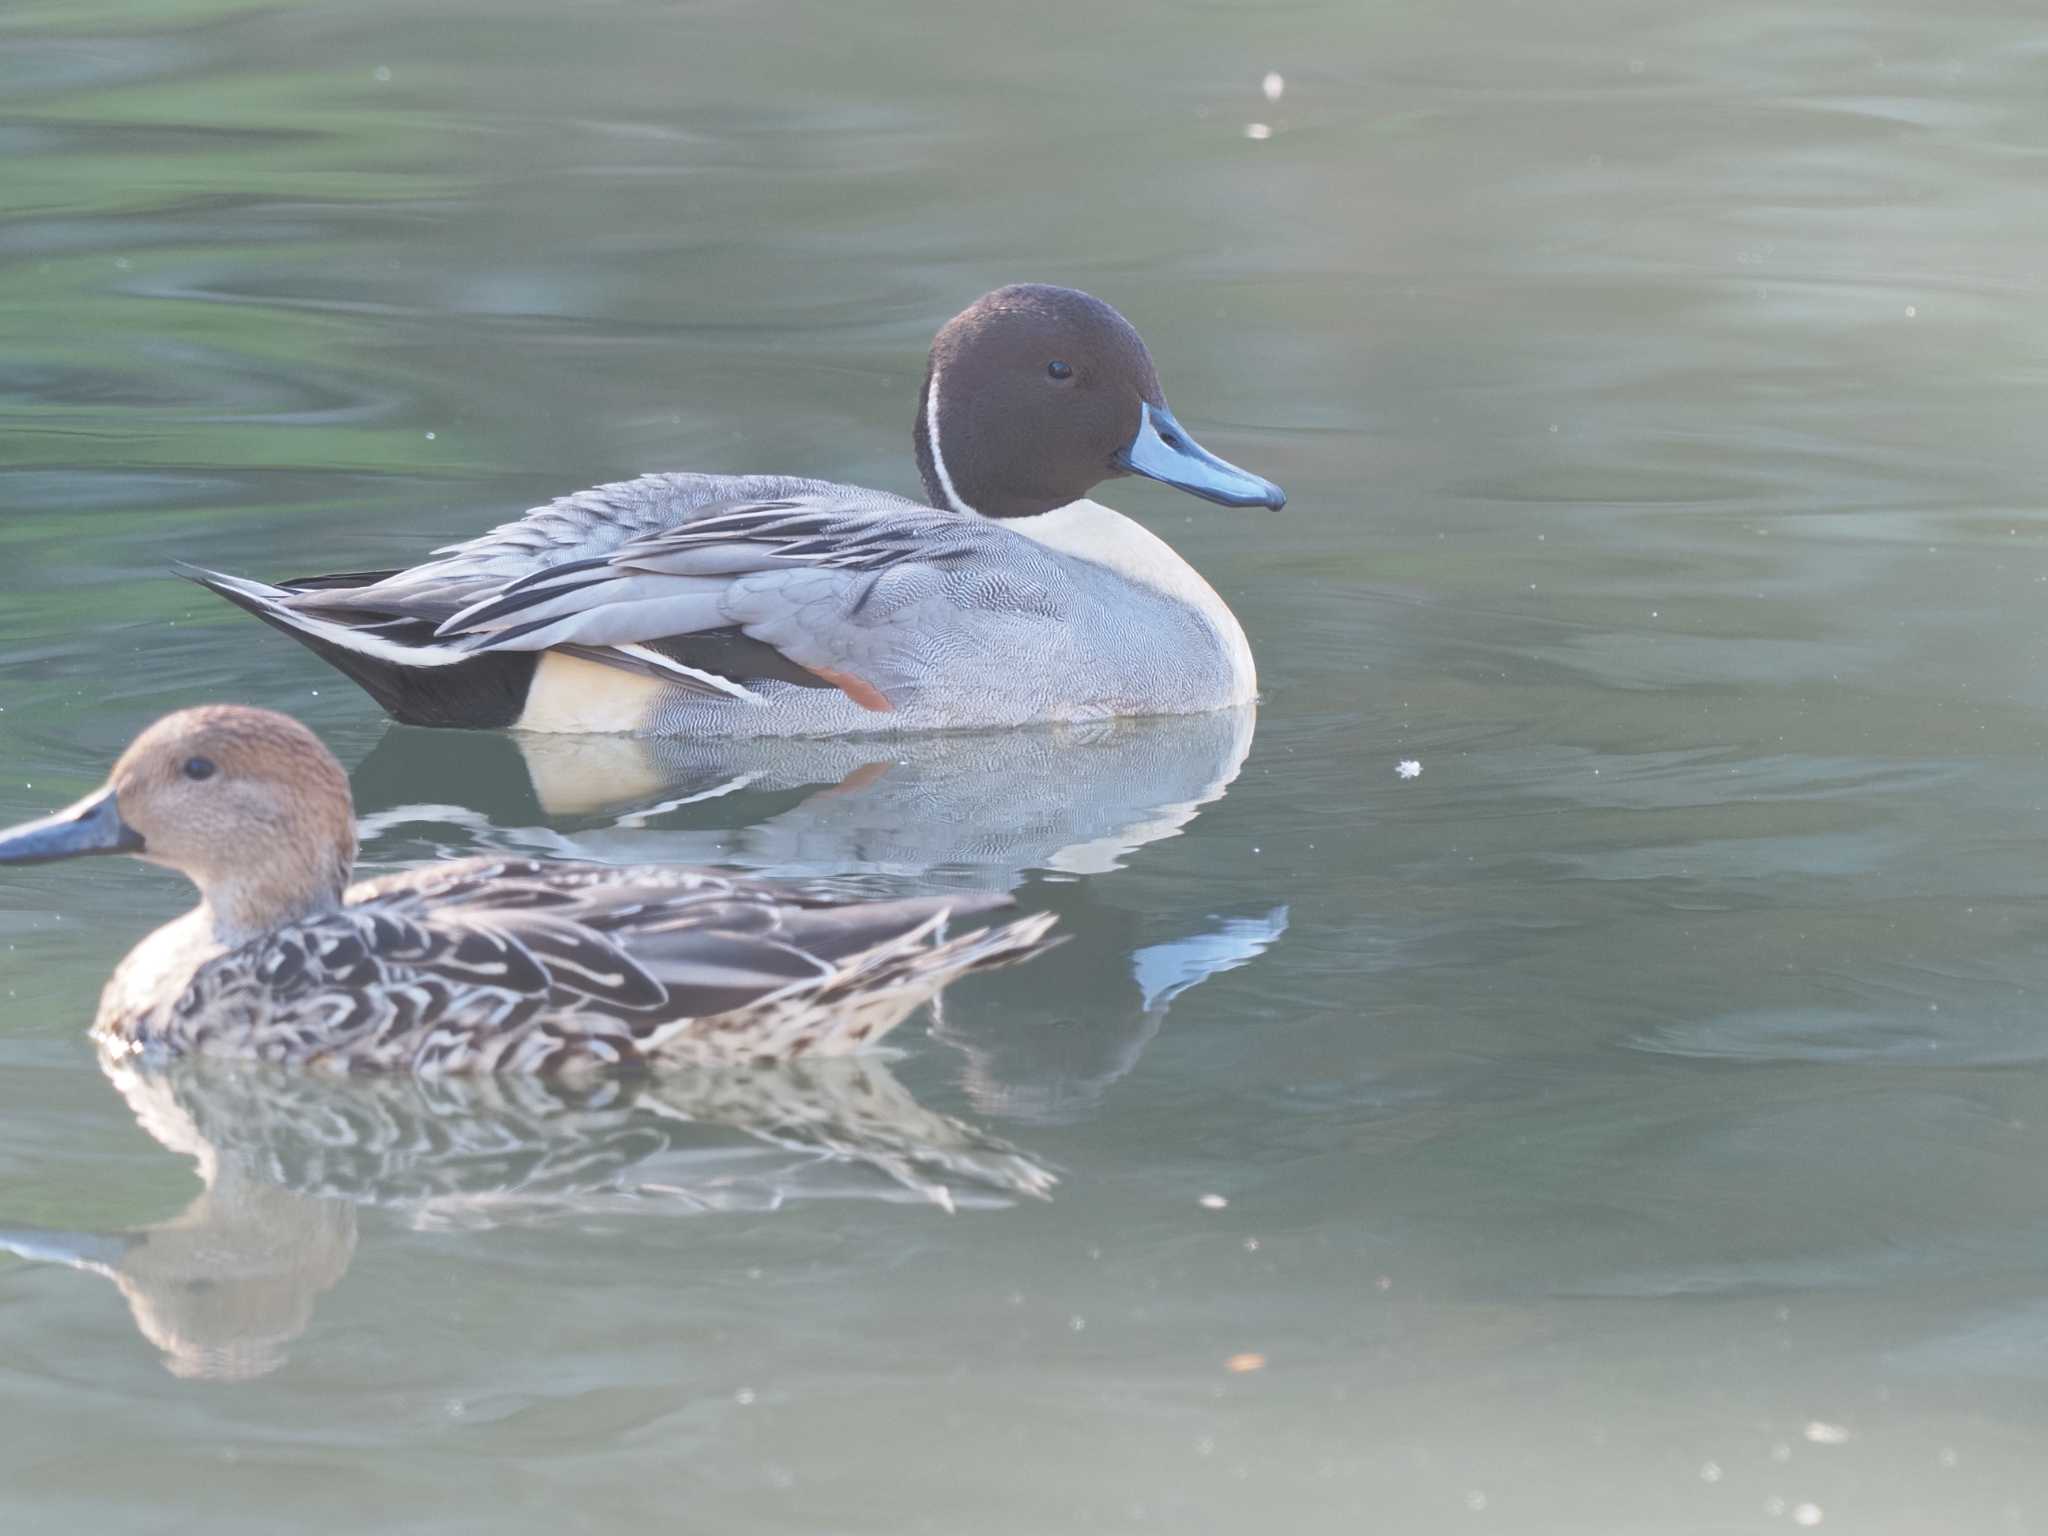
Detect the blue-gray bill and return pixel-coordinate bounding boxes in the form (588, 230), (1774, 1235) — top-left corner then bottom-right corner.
(0, 1226), (137, 1270)
(1115, 401), (1286, 510)
(0, 786), (143, 864)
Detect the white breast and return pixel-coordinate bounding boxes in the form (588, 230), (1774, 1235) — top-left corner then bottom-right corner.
(1003, 500), (1256, 702)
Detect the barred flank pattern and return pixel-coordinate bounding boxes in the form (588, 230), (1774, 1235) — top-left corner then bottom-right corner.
(102, 858), (1058, 1075)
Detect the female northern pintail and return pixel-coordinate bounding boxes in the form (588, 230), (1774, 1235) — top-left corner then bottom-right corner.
(183, 284), (1285, 736)
(0, 706), (1056, 1073)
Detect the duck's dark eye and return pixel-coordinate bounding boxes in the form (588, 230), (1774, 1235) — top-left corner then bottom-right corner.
(182, 756), (217, 783)
(1046, 360), (1073, 382)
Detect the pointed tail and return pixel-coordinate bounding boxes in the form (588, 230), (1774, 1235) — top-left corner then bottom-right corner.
(796, 904), (1064, 1054)
(175, 563), (538, 728)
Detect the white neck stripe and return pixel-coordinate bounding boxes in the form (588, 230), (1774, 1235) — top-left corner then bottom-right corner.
(924, 366), (979, 517)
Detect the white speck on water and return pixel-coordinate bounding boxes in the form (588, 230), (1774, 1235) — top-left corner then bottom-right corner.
(1938, 1447), (1960, 1468)
(424, 430), (437, 440)
(1764, 1496), (1787, 1517)
(1244, 122), (1273, 141)
(1904, 304), (1917, 318)
(1803, 1421), (1851, 1445)
(1793, 1504), (1824, 1527)
(1243, 1237), (1260, 1252)
(114, 257), (131, 270)
(1770, 1442), (1792, 1464)
(1199, 1193), (1229, 1210)
(1069, 1315), (1086, 1332)
(1464, 1490), (1488, 1512)
(1699, 1461), (1723, 1483)
(1261, 71), (1285, 101)
(373, 65), (392, 82)
(1397, 760), (1422, 780)
(735, 1388), (756, 1406)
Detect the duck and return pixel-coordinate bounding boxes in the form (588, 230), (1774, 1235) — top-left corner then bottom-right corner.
(0, 706), (1058, 1073)
(180, 284), (1286, 737)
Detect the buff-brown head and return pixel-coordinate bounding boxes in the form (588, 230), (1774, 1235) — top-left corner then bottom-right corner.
(0, 706), (357, 943)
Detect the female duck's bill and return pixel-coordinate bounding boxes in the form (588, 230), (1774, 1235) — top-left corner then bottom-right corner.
(0, 784), (143, 863)
(0, 706), (1060, 1074)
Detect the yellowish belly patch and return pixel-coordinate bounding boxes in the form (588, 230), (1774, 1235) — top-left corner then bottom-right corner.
(514, 651), (668, 734)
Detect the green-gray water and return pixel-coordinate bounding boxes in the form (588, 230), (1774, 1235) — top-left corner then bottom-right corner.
(4, 0), (2048, 1529)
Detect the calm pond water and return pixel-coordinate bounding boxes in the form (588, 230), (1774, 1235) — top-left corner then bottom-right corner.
(4, 0), (2048, 1529)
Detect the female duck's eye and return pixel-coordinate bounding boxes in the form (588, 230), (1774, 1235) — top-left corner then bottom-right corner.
(1046, 360), (1073, 381)
(182, 756), (217, 783)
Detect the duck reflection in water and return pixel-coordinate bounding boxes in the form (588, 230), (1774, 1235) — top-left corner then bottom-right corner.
(0, 1047), (1052, 1381)
(354, 705), (1289, 1118)
(356, 706), (1259, 887)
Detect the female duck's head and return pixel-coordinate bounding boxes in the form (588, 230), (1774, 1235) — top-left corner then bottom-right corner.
(0, 706), (356, 943)
(915, 284), (1287, 522)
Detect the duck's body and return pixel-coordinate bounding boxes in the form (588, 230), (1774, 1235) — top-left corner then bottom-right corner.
(96, 856), (1053, 1074)
(183, 286), (1284, 737)
(0, 708), (1057, 1075)
(193, 474), (1254, 736)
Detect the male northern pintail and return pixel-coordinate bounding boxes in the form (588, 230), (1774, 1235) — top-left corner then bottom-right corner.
(183, 284), (1285, 736)
(0, 706), (1057, 1073)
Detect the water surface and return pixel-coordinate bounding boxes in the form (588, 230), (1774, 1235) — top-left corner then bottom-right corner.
(4, 0), (2048, 1530)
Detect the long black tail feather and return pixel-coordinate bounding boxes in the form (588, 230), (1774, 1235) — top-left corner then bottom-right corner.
(176, 564), (537, 729)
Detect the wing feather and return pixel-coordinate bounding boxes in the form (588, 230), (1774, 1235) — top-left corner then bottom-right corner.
(174, 860), (1050, 1073)
(252, 474), (1050, 703)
